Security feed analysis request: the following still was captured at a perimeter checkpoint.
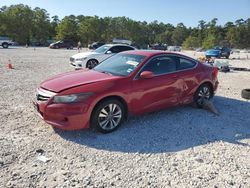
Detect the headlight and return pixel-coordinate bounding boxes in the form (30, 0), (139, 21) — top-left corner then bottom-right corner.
(76, 57), (87, 61)
(53, 93), (93, 103)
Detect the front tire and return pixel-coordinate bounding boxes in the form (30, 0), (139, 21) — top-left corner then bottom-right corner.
(194, 84), (213, 108)
(2, 43), (9, 48)
(91, 99), (125, 133)
(86, 59), (99, 69)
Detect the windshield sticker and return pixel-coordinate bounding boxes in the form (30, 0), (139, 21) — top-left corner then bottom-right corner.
(127, 68), (133, 73)
(126, 60), (139, 67)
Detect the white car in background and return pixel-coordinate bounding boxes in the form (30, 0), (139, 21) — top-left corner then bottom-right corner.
(167, 46), (181, 52)
(70, 44), (136, 69)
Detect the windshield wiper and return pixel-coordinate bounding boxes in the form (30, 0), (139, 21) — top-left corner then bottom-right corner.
(99, 70), (113, 76)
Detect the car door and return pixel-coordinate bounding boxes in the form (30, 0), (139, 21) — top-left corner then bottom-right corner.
(131, 55), (182, 114)
(176, 56), (199, 104)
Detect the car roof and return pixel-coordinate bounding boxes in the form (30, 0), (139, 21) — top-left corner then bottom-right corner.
(103, 43), (134, 47)
(121, 50), (184, 58)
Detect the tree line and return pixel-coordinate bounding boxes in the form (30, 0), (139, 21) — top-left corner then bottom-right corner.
(0, 4), (250, 49)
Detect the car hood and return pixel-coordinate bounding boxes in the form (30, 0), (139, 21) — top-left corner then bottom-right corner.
(72, 51), (100, 59)
(40, 69), (120, 93)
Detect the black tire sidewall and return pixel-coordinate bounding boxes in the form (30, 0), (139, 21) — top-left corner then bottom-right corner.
(2, 43), (8, 48)
(241, 89), (250, 100)
(91, 99), (125, 133)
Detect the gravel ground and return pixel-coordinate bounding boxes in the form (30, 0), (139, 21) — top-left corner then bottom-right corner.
(0, 47), (250, 188)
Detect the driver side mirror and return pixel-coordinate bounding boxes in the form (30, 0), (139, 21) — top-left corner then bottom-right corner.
(106, 50), (112, 54)
(140, 71), (154, 79)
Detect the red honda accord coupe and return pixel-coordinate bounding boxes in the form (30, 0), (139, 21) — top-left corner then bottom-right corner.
(33, 50), (219, 133)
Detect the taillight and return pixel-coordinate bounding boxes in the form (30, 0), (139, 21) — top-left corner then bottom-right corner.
(213, 67), (219, 77)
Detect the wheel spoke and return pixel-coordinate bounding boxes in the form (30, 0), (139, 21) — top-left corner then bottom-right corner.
(99, 112), (108, 118)
(112, 104), (117, 113)
(111, 119), (118, 128)
(113, 111), (122, 118)
(203, 87), (208, 93)
(109, 104), (116, 113)
(99, 119), (109, 128)
(198, 92), (203, 97)
(101, 108), (108, 116)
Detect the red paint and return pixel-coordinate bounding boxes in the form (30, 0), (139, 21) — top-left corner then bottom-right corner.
(7, 63), (13, 69)
(34, 51), (218, 130)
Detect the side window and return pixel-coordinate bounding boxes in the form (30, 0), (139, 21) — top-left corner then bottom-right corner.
(109, 46), (121, 53)
(120, 46), (134, 52)
(142, 56), (177, 75)
(178, 58), (196, 70)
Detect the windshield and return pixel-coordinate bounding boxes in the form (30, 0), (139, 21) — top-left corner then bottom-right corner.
(94, 45), (110, 53)
(94, 53), (146, 76)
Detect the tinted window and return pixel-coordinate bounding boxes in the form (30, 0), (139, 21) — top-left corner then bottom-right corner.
(119, 46), (134, 52)
(109, 46), (121, 53)
(142, 56), (177, 75)
(178, 58), (196, 70)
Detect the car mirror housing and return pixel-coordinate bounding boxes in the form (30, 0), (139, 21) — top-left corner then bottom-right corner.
(140, 71), (154, 79)
(106, 50), (112, 54)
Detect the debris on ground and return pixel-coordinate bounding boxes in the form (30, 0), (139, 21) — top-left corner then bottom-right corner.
(202, 100), (219, 115)
(37, 154), (50, 163)
(35, 149), (45, 154)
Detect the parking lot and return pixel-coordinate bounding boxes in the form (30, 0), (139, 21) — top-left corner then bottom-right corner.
(0, 47), (250, 187)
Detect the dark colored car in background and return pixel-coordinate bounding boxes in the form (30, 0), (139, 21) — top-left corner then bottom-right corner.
(89, 42), (106, 50)
(34, 50), (219, 133)
(49, 39), (75, 49)
(205, 46), (231, 59)
(151, 44), (167, 51)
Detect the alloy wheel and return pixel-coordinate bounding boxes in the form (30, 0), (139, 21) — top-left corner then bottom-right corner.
(196, 85), (211, 106)
(86, 60), (98, 69)
(98, 103), (122, 131)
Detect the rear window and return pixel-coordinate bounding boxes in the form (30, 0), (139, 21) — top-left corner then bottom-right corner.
(178, 58), (196, 70)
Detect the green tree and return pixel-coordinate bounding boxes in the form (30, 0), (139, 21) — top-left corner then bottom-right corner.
(202, 33), (216, 49)
(3, 4), (34, 44)
(182, 36), (200, 49)
(32, 7), (51, 44)
(50, 15), (60, 39)
(172, 23), (188, 46)
(56, 15), (78, 42)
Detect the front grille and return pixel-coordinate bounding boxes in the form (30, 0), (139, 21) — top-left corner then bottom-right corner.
(36, 88), (56, 102)
(70, 57), (75, 62)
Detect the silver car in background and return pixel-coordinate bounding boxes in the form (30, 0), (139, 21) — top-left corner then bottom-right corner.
(167, 46), (181, 52)
(70, 44), (136, 69)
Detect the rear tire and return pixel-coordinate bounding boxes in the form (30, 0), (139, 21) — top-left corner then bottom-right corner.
(194, 84), (213, 108)
(91, 99), (125, 133)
